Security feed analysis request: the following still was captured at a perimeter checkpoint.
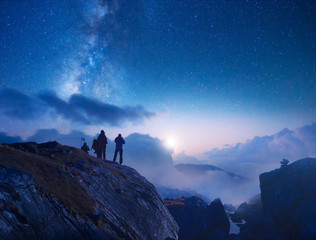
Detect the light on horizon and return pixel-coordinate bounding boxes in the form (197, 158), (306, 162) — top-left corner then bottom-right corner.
(165, 137), (176, 150)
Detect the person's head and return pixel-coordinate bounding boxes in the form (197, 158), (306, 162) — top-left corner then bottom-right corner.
(101, 130), (105, 134)
(118, 133), (122, 137)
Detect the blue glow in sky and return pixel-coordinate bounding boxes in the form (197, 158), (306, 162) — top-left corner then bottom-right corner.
(0, 0), (315, 155)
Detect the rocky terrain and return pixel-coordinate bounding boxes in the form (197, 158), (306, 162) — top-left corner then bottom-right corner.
(165, 158), (316, 240)
(164, 196), (240, 240)
(230, 157), (316, 240)
(0, 141), (178, 240)
(260, 157), (316, 240)
(229, 194), (277, 240)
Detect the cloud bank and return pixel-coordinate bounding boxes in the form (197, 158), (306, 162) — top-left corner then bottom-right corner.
(204, 123), (316, 178)
(124, 133), (175, 186)
(0, 89), (44, 120)
(0, 88), (154, 126)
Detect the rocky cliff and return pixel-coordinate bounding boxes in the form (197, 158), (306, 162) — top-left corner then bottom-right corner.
(164, 196), (238, 240)
(260, 157), (316, 240)
(228, 158), (316, 240)
(0, 141), (179, 240)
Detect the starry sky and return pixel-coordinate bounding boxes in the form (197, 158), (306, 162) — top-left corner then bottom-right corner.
(0, 0), (315, 155)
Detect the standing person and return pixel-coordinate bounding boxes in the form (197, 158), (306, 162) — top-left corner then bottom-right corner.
(97, 130), (108, 160)
(113, 134), (125, 165)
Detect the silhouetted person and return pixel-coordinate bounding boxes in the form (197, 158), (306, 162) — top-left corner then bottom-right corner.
(280, 158), (290, 168)
(81, 142), (90, 153)
(92, 139), (99, 156)
(97, 130), (108, 160)
(113, 133), (125, 165)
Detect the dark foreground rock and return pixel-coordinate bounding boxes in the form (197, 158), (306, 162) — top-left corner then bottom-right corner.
(260, 157), (316, 240)
(0, 142), (178, 240)
(229, 194), (278, 240)
(165, 196), (239, 240)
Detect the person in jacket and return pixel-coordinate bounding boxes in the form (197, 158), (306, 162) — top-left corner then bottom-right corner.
(91, 139), (99, 156)
(97, 130), (108, 160)
(81, 142), (90, 154)
(113, 133), (125, 165)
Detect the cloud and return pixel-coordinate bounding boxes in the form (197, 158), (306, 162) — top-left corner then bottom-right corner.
(69, 94), (155, 126)
(0, 132), (23, 144)
(171, 123), (316, 203)
(174, 151), (201, 164)
(0, 88), (43, 120)
(0, 89), (154, 126)
(124, 124), (316, 204)
(123, 133), (175, 185)
(39, 91), (155, 126)
(38, 92), (90, 124)
(203, 123), (316, 178)
(122, 133), (257, 203)
(125, 133), (173, 167)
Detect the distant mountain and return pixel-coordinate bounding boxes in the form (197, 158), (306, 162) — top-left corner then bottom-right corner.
(175, 163), (249, 182)
(156, 185), (211, 203)
(0, 141), (178, 240)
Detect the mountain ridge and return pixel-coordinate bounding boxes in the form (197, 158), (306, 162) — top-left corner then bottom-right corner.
(175, 163), (250, 182)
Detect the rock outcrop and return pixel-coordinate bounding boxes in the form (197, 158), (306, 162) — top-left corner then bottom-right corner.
(164, 196), (236, 240)
(229, 194), (278, 240)
(0, 142), (178, 240)
(260, 157), (316, 240)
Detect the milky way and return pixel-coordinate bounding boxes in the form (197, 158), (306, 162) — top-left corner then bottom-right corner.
(0, 0), (315, 154)
(55, 0), (127, 103)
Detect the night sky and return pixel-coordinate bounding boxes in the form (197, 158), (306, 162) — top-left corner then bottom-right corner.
(0, 0), (315, 155)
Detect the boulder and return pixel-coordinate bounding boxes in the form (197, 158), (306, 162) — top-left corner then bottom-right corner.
(165, 196), (230, 240)
(229, 195), (278, 240)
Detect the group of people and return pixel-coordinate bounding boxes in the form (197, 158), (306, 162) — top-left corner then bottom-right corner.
(81, 130), (125, 165)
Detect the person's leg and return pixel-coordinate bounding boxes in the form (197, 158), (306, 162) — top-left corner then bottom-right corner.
(102, 147), (106, 160)
(119, 149), (123, 165)
(113, 149), (118, 163)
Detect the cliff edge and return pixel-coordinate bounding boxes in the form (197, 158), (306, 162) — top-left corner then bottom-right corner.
(260, 158), (316, 240)
(0, 141), (178, 240)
